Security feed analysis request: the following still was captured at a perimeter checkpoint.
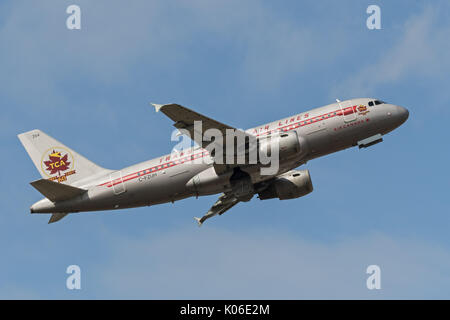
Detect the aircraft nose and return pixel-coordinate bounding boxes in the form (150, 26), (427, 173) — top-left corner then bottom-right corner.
(396, 105), (409, 124)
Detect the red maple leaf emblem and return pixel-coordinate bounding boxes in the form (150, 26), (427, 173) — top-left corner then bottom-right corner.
(44, 150), (71, 175)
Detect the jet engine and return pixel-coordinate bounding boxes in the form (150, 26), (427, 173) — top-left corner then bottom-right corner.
(258, 169), (313, 200)
(186, 166), (231, 196)
(257, 131), (307, 162)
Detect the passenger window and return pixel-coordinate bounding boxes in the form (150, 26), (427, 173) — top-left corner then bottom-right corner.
(368, 101), (374, 107)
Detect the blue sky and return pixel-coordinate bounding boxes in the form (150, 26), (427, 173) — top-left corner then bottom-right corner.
(1, 0), (449, 299)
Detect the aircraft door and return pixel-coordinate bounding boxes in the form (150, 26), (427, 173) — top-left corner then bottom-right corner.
(109, 171), (126, 195)
(338, 100), (357, 123)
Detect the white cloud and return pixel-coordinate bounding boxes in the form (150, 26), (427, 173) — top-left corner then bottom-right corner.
(174, 0), (347, 90)
(0, 1), (182, 109)
(93, 227), (450, 299)
(0, 0), (348, 110)
(331, 6), (450, 98)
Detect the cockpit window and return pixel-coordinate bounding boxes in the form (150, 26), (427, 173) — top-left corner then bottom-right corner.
(368, 100), (386, 106)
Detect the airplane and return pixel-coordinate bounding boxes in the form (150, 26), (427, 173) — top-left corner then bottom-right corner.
(18, 98), (408, 225)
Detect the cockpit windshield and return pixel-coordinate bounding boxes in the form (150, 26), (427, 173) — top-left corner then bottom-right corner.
(368, 100), (386, 106)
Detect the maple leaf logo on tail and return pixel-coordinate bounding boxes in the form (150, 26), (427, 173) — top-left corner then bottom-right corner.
(44, 149), (71, 175)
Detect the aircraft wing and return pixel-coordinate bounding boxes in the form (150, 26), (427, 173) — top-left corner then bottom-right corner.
(152, 103), (255, 174)
(194, 193), (239, 226)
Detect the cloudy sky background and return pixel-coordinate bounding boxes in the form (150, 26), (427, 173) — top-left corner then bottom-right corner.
(1, 0), (449, 299)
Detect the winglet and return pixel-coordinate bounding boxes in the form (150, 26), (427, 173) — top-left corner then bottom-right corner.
(150, 103), (164, 113)
(194, 217), (203, 227)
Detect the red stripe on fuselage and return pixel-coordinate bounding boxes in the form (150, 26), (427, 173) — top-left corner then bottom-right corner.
(98, 106), (360, 188)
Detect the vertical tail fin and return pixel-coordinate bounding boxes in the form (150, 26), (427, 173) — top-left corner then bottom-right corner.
(18, 129), (110, 186)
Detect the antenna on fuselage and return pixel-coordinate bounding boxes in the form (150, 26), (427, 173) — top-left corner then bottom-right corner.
(336, 99), (341, 103)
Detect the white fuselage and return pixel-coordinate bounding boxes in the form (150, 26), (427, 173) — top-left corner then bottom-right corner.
(30, 98), (409, 214)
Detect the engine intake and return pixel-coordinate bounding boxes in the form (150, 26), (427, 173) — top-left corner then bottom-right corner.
(258, 169), (313, 200)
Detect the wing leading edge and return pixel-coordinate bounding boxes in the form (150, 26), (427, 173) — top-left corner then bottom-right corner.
(151, 103), (256, 174)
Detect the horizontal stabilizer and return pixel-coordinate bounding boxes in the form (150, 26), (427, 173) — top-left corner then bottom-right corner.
(30, 179), (86, 202)
(48, 213), (69, 224)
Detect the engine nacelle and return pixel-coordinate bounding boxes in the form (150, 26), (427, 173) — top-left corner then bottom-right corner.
(186, 167), (232, 196)
(258, 131), (305, 161)
(258, 169), (313, 200)
(186, 166), (255, 201)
